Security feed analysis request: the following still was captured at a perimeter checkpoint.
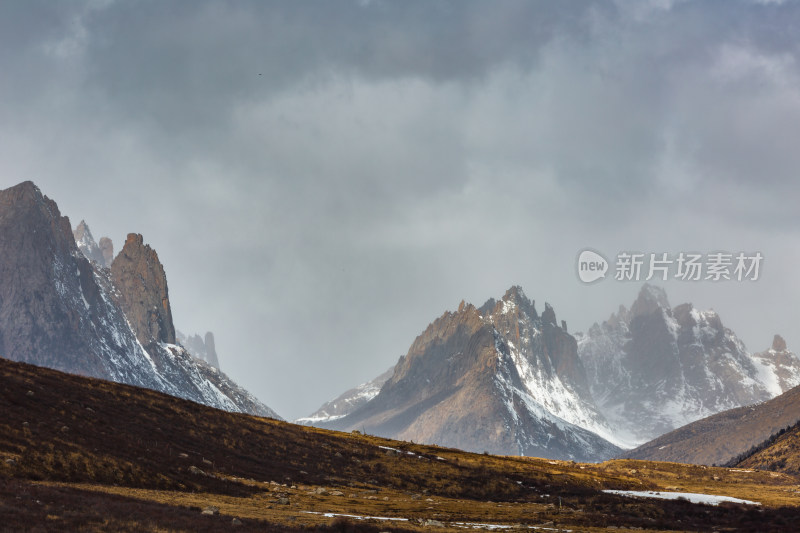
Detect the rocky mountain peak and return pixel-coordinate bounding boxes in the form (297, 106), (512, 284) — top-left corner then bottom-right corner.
(73, 220), (108, 267)
(494, 285), (538, 320)
(629, 283), (670, 319)
(502, 285), (527, 304)
(74, 219), (92, 240)
(110, 233), (176, 346)
(577, 284), (796, 445)
(0, 181), (74, 257)
(1, 180), (41, 205)
(0, 181), (101, 372)
(773, 334), (788, 352)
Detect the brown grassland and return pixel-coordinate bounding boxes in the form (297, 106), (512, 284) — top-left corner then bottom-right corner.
(2, 358), (800, 532)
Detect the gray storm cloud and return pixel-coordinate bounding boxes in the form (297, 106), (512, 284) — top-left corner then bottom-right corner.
(1, 0), (799, 418)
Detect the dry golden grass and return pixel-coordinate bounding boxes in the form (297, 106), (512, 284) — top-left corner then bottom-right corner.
(4, 357), (800, 532)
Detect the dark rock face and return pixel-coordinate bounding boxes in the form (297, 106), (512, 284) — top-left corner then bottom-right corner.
(0, 181), (278, 419)
(111, 233), (176, 346)
(0, 182), (122, 376)
(317, 286), (620, 461)
(773, 334), (788, 352)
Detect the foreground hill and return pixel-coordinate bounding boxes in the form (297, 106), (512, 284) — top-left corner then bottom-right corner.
(731, 419), (800, 475)
(3, 357), (800, 531)
(623, 379), (800, 466)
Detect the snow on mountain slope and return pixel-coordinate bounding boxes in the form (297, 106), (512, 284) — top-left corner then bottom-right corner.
(751, 334), (800, 396)
(485, 293), (628, 449)
(296, 366), (395, 425)
(312, 287), (622, 461)
(0, 181), (278, 420)
(577, 284), (798, 446)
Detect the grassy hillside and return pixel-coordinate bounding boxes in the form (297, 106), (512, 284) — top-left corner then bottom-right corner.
(3, 357), (800, 532)
(732, 419), (800, 474)
(623, 384), (800, 466)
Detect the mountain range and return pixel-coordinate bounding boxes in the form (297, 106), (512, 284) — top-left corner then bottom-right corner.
(301, 284), (800, 461)
(5, 180), (800, 465)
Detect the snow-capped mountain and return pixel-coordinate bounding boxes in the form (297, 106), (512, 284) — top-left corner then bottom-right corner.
(577, 284), (799, 445)
(295, 366), (395, 425)
(311, 287), (622, 461)
(0, 181), (278, 419)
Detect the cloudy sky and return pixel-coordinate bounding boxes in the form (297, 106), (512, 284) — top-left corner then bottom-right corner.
(2, 0), (800, 419)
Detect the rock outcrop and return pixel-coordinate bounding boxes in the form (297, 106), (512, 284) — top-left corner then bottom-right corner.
(111, 233), (176, 347)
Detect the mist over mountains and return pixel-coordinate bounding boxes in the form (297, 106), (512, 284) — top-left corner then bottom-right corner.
(301, 283), (800, 460)
(3, 179), (800, 463)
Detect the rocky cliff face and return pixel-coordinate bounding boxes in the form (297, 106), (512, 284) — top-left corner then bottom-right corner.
(577, 284), (798, 445)
(0, 181), (278, 419)
(316, 287), (621, 461)
(111, 233), (176, 347)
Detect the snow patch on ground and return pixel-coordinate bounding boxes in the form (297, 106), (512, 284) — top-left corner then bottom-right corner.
(603, 490), (760, 506)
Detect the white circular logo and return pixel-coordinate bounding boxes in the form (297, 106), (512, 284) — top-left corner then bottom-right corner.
(577, 249), (608, 283)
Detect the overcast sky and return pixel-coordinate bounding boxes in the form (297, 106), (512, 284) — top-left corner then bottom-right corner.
(2, 0), (800, 419)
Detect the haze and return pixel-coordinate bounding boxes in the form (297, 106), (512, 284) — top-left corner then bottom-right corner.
(2, 0), (799, 419)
